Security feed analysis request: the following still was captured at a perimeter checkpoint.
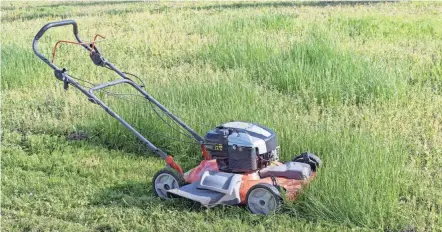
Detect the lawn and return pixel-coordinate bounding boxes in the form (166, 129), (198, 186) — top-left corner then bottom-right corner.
(1, 1), (442, 231)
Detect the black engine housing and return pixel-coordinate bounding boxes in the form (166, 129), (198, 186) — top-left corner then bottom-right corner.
(204, 121), (279, 173)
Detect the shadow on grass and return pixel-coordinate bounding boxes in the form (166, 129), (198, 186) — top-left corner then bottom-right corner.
(190, 1), (395, 11)
(49, 1), (142, 8)
(91, 180), (206, 212)
(2, 2), (163, 22)
(2, 0), (397, 22)
(91, 180), (304, 225)
(3, 1), (395, 23)
(50, 0), (394, 9)
(65, 125), (201, 169)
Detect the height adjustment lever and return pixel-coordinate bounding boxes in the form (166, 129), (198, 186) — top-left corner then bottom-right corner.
(54, 68), (66, 81)
(64, 77), (69, 90)
(54, 68), (69, 90)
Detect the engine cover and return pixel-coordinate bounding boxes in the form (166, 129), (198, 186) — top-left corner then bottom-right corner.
(204, 121), (279, 173)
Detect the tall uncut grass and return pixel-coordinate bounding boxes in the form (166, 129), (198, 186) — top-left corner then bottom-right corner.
(202, 23), (405, 104)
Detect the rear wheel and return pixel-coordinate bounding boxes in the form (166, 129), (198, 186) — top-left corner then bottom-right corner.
(152, 168), (185, 199)
(246, 183), (282, 215)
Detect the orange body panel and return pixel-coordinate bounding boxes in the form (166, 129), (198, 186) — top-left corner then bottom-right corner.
(183, 159), (315, 204)
(184, 159), (219, 183)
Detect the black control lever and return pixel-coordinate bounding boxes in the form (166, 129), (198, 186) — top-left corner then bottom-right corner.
(64, 77), (69, 90)
(54, 68), (69, 90)
(90, 44), (106, 66)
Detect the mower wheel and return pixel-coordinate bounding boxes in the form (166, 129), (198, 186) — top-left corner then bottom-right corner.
(293, 152), (322, 172)
(152, 168), (185, 200)
(246, 183), (282, 215)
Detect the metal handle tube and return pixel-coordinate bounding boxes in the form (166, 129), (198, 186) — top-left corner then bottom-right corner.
(105, 61), (205, 143)
(34, 20), (79, 40)
(32, 20), (205, 160)
(63, 73), (169, 160)
(89, 77), (205, 143)
(33, 20), (91, 70)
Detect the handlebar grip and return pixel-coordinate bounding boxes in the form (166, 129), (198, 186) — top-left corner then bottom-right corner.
(33, 20), (89, 70)
(35, 20), (78, 40)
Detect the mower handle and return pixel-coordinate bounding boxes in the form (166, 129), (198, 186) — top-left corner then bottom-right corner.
(33, 20), (90, 70)
(35, 20), (78, 40)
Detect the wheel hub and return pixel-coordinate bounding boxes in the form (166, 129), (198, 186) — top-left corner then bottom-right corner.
(259, 200), (266, 206)
(247, 187), (279, 215)
(154, 173), (179, 199)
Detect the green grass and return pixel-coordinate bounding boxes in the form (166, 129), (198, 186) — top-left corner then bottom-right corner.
(201, 25), (405, 104)
(2, 1), (442, 231)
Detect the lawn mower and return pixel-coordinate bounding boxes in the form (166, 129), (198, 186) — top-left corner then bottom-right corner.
(33, 20), (322, 215)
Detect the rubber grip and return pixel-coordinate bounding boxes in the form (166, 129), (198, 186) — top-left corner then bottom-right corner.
(35, 20), (78, 40)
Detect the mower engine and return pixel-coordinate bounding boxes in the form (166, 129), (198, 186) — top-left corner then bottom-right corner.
(160, 121), (321, 214)
(204, 121), (279, 173)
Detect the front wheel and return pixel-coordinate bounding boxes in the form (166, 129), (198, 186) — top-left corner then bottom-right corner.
(152, 168), (185, 200)
(246, 183), (283, 215)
